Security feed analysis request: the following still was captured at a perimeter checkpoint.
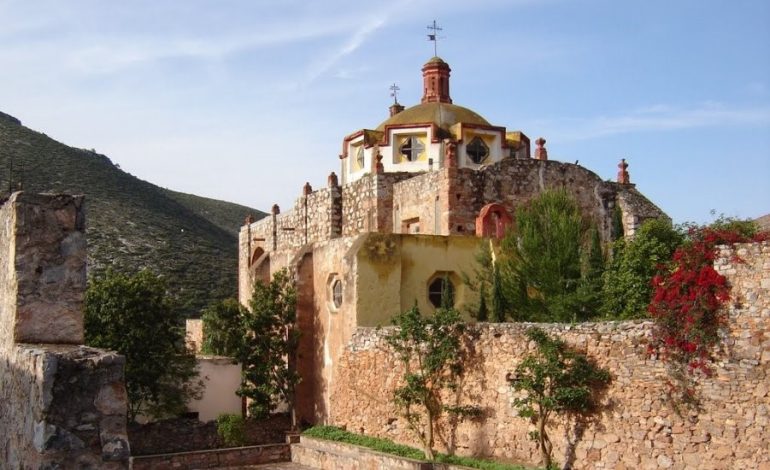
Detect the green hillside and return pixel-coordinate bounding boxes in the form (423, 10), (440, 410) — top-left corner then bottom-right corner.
(0, 111), (266, 317)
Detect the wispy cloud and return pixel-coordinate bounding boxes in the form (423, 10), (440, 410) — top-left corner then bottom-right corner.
(297, 0), (417, 87)
(536, 102), (770, 141)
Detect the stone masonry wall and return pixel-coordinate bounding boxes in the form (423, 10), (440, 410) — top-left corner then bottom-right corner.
(328, 242), (770, 470)
(0, 192), (130, 469)
(392, 170), (443, 234)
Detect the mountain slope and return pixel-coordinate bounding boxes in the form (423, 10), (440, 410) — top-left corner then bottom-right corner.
(0, 112), (265, 317)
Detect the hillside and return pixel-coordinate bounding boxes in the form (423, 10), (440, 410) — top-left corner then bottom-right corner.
(0, 111), (266, 317)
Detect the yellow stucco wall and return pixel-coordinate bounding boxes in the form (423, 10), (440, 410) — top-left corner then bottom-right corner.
(355, 234), (481, 327)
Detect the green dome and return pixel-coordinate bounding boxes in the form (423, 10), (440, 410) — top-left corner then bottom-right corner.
(376, 102), (491, 137)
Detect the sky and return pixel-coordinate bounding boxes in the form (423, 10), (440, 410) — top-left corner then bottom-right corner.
(1, 0), (768, 224)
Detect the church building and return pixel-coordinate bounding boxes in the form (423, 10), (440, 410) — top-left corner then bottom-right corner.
(236, 56), (667, 424)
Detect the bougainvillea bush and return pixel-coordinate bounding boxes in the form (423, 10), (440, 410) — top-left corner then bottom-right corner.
(647, 223), (767, 407)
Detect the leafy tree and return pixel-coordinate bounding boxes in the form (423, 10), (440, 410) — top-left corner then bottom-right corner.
(601, 218), (683, 319)
(84, 270), (202, 422)
(384, 301), (470, 461)
(509, 328), (610, 469)
(499, 190), (603, 322)
(201, 298), (247, 357)
(239, 269), (300, 428)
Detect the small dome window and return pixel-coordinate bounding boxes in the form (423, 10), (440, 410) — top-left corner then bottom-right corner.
(400, 136), (425, 162)
(356, 146), (365, 169)
(467, 136), (489, 164)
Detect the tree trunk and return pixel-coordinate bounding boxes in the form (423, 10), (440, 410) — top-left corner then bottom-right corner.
(539, 414), (551, 468)
(425, 408), (435, 461)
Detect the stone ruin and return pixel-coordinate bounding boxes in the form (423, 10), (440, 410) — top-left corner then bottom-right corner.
(0, 192), (129, 469)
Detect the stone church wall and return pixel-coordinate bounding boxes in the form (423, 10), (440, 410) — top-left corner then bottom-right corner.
(0, 192), (130, 469)
(328, 242), (770, 470)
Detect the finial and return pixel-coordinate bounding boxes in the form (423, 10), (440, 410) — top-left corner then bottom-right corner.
(328, 172), (339, 188)
(303, 182), (313, 196)
(617, 158), (630, 184)
(389, 83), (400, 105)
(244, 214), (255, 225)
(271, 204), (280, 215)
(534, 137), (548, 161)
(427, 20), (443, 57)
(374, 153), (384, 174)
(444, 139), (458, 168)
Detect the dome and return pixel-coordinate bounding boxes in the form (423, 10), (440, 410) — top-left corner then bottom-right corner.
(375, 102), (491, 136)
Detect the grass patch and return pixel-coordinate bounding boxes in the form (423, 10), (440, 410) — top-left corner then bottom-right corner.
(303, 426), (534, 470)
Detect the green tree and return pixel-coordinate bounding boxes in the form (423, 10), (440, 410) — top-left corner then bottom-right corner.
(491, 263), (507, 322)
(601, 218), (683, 319)
(384, 302), (469, 461)
(509, 328), (611, 469)
(239, 269), (300, 428)
(84, 270), (202, 422)
(499, 190), (603, 322)
(201, 298), (247, 357)
(462, 241), (494, 321)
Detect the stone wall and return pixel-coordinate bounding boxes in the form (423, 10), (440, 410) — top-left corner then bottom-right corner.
(128, 415), (290, 455)
(0, 192), (130, 469)
(130, 443), (290, 470)
(393, 170), (444, 234)
(327, 242), (770, 470)
(448, 158), (665, 241)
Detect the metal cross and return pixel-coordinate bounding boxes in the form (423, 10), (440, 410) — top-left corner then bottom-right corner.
(389, 83), (400, 104)
(427, 20), (442, 57)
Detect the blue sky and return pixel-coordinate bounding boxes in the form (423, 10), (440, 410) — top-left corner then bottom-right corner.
(1, 0), (768, 224)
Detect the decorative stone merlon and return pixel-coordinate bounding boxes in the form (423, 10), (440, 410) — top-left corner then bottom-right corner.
(617, 158), (630, 184)
(271, 204), (281, 215)
(534, 137), (548, 160)
(328, 172), (339, 188)
(444, 139), (458, 168)
(1, 192), (86, 347)
(303, 182), (313, 196)
(244, 214), (255, 225)
(374, 153), (384, 174)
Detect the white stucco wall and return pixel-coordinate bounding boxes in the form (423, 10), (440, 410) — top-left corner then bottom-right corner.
(187, 356), (242, 422)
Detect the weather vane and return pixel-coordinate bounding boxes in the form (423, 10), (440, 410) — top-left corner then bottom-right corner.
(427, 20), (442, 57)
(389, 83), (400, 104)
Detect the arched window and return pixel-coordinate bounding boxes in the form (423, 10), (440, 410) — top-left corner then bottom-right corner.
(475, 203), (513, 239)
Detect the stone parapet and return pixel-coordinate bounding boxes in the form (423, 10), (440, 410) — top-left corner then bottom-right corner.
(130, 443), (290, 470)
(0, 192), (129, 469)
(1, 344), (130, 469)
(292, 436), (433, 470)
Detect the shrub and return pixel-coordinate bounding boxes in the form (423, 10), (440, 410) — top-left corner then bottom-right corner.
(216, 413), (247, 447)
(648, 224), (766, 408)
(509, 328), (610, 469)
(601, 218), (683, 319)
